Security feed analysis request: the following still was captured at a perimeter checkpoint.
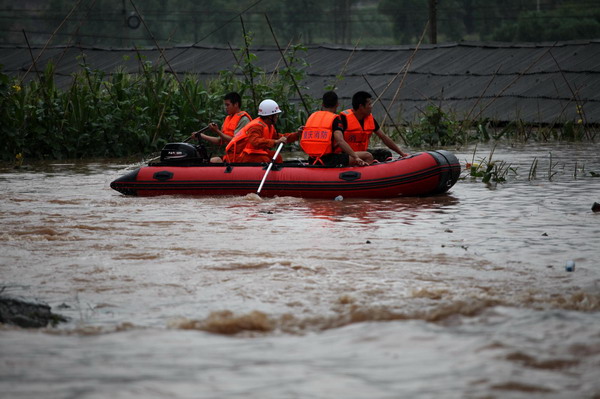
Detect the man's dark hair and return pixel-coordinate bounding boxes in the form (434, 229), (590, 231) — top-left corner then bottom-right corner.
(224, 92), (242, 106)
(322, 91), (338, 108)
(352, 91), (372, 110)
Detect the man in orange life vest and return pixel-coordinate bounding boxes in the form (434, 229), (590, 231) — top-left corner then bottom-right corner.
(300, 91), (371, 167)
(224, 99), (302, 163)
(340, 91), (409, 162)
(195, 92), (251, 163)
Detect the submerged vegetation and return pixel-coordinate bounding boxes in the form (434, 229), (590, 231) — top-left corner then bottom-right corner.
(462, 145), (599, 185)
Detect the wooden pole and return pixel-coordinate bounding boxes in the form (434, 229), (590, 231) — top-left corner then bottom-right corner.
(22, 30), (41, 81)
(240, 16), (259, 113)
(20, 0), (84, 84)
(264, 14), (310, 114)
(129, 0), (198, 116)
(377, 21), (429, 129)
(428, 0), (437, 44)
(362, 75), (408, 146)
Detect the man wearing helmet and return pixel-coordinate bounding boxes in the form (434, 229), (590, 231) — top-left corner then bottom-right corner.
(224, 99), (301, 163)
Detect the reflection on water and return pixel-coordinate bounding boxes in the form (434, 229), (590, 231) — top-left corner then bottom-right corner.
(301, 195), (460, 224)
(1, 143), (599, 398)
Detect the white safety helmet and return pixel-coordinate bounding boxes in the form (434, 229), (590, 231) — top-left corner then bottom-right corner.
(258, 99), (282, 116)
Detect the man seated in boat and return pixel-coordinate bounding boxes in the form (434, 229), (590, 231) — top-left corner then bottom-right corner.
(300, 91), (371, 167)
(340, 91), (409, 162)
(195, 92), (252, 163)
(223, 99), (302, 163)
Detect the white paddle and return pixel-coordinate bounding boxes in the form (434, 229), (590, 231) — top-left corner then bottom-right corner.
(257, 142), (284, 194)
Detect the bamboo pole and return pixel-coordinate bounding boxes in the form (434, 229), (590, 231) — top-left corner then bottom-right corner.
(374, 21), (429, 108)
(455, 65), (501, 139)
(240, 16), (259, 113)
(362, 75), (408, 146)
(129, 0), (198, 115)
(268, 39), (293, 85)
(167, 0), (264, 65)
(264, 13), (310, 114)
(327, 39), (361, 92)
(227, 42), (243, 71)
(548, 50), (592, 141)
(471, 43), (558, 122)
(22, 30), (41, 81)
(54, 0), (99, 69)
(381, 22), (429, 126)
(20, 0), (84, 84)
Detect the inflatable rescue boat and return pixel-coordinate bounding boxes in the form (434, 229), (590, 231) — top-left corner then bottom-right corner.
(110, 143), (460, 199)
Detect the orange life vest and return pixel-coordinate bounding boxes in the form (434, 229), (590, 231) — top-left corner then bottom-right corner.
(221, 111), (251, 137)
(225, 117), (258, 162)
(340, 109), (375, 152)
(300, 111), (338, 165)
(241, 119), (276, 156)
(224, 118), (271, 162)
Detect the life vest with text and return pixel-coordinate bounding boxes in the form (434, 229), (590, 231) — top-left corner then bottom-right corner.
(300, 111), (338, 165)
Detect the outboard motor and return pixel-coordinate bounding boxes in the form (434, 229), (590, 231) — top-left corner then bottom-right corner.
(159, 142), (209, 164)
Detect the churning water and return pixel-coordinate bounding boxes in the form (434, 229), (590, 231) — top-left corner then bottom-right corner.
(1, 143), (599, 398)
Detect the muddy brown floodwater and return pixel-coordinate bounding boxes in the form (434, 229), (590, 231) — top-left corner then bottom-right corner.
(1, 143), (599, 398)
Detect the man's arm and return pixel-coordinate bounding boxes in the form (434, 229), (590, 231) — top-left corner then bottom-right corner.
(247, 125), (277, 150)
(202, 121), (240, 144)
(279, 126), (303, 144)
(333, 130), (368, 166)
(373, 129), (409, 157)
(210, 116), (251, 143)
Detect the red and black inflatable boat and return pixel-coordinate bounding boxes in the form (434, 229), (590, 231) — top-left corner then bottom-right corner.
(110, 143), (460, 199)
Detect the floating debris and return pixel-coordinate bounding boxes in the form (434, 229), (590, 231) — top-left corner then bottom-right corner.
(565, 260), (575, 272)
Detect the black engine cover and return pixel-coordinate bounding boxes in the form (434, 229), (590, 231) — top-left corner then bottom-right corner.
(159, 143), (209, 164)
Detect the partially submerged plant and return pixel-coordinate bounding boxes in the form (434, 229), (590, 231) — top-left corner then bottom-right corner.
(547, 152), (559, 181)
(528, 158), (539, 180)
(405, 105), (461, 147)
(466, 159), (514, 184)
(464, 145), (516, 184)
